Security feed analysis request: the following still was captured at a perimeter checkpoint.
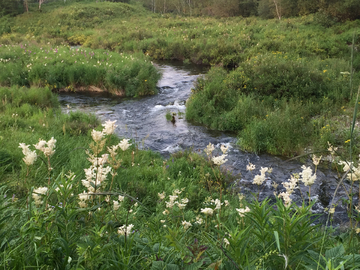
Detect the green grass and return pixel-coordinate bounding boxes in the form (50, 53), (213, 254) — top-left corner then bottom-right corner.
(0, 44), (160, 97)
(185, 51), (360, 156)
(1, 1), (359, 157)
(1, 4), (360, 267)
(0, 2), (359, 67)
(1, 88), (360, 269)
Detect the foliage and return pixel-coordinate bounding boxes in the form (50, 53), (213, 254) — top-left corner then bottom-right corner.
(0, 44), (160, 97)
(0, 2), (359, 68)
(1, 84), (360, 269)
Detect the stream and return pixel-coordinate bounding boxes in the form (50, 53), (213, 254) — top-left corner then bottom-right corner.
(59, 60), (352, 225)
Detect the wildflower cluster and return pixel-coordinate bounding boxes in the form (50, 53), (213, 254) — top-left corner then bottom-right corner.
(163, 189), (188, 210)
(204, 143), (230, 166)
(236, 194), (250, 218)
(18, 143), (37, 166)
(32, 187), (48, 206)
(34, 137), (57, 157)
(80, 120), (132, 206)
(252, 166), (272, 186)
(278, 174), (299, 207)
(299, 165), (317, 187)
(118, 224), (134, 236)
(339, 156), (360, 181)
(200, 197), (228, 216)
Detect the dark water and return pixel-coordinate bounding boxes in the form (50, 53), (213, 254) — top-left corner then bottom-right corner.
(59, 60), (351, 225)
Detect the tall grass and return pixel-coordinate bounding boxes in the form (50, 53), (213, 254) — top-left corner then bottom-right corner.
(0, 44), (160, 96)
(1, 86), (360, 269)
(186, 51), (360, 156)
(0, 2), (359, 67)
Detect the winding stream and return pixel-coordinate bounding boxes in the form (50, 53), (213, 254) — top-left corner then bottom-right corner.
(59, 60), (351, 225)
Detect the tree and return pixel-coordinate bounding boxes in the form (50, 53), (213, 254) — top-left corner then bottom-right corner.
(238, 0), (258, 17)
(0, 0), (23, 16)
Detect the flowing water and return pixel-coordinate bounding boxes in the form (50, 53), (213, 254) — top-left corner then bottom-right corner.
(59, 60), (352, 225)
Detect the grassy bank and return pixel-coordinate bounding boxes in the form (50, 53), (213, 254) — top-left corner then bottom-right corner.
(0, 44), (160, 96)
(186, 52), (360, 156)
(2, 87), (360, 269)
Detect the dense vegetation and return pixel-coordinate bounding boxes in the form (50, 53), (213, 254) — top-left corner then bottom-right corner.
(2, 87), (360, 269)
(2, 0), (360, 21)
(0, 44), (160, 96)
(1, 1), (360, 268)
(186, 49), (360, 156)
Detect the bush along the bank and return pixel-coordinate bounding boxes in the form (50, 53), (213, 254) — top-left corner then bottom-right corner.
(3, 122), (360, 268)
(0, 44), (160, 97)
(186, 52), (360, 156)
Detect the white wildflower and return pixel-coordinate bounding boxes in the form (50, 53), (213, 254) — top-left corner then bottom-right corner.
(299, 165), (316, 186)
(177, 203), (187, 209)
(118, 139), (131, 151)
(118, 224), (134, 236)
(212, 154), (228, 166)
(253, 174), (266, 185)
(181, 198), (189, 204)
(34, 137), (56, 157)
(338, 160), (352, 172)
(78, 191), (90, 202)
(173, 189), (182, 195)
(102, 120), (117, 135)
(347, 166), (360, 181)
(33, 186), (48, 195)
(165, 200), (176, 208)
(113, 200), (120, 210)
(32, 187), (48, 206)
(278, 192), (292, 207)
(91, 130), (104, 143)
(201, 208), (214, 216)
(220, 144), (229, 154)
(246, 162), (256, 172)
(253, 167), (270, 186)
(169, 195), (178, 202)
(327, 142), (338, 155)
(195, 216), (203, 225)
(182, 220), (192, 230)
(312, 155), (322, 166)
(236, 206), (250, 217)
(213, 199), (223, 210)
(158, 192), (166, 200)
(19, 143), (37, 166)
(204, 143), (215, 156)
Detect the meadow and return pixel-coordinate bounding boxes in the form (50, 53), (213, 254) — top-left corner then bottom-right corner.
(0, 44), (160, 97)
(1, 0), (360, 156)
(1, 0), (360, 268)
(2, 87), (360, 269)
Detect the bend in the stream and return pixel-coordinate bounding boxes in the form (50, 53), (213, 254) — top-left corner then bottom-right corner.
(59, 60), (350, 226)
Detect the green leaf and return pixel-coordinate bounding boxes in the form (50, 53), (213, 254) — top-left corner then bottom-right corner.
(325, 245), (345, 260)
(273, 231), (281, 253)
(151, 261), (166, 270)
(153, 243), (160, 253)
